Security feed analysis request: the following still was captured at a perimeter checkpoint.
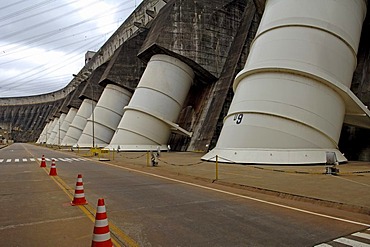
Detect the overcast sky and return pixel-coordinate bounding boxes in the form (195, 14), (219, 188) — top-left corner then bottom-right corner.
(0, 0), (142, 98)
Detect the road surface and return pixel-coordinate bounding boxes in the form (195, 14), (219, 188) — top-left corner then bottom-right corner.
(0, 143), (369, 246)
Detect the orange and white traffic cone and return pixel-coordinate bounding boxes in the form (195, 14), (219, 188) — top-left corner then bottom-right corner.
(91, 198), (113, 247)
(49, 159), (57, 176)
(71, 174), (88, 206)
(40, 155), (46, 167)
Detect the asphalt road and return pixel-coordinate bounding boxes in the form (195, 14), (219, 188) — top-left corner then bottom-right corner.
(1, 143), (369, 246)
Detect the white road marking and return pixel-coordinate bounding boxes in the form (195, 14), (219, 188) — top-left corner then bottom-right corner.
(333, 175), (370, 187)
(0, 157), (87, 164)
(0, 216), (86, 230)
(334, 237), (370, 246)
(353, 232), (370, 240)
(314, 244), (332, 247)
(100, 161), (370, 227)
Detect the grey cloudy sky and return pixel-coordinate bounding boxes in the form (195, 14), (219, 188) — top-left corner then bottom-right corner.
(0, 0), (142, 98)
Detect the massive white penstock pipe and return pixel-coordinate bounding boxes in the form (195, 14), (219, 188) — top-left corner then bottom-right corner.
(45, 118), (58, 145)
(61, 99), (96, 146)
(50, 113), (66, 145)
(58, 107), (78, 144)
(37, 121), (51, 144)
(107, 54), (194, 151)
(77, 84), (132, 148)
(203, 0), (368, 164)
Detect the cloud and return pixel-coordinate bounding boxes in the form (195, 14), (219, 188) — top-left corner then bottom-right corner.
(0, 0), (139, 97)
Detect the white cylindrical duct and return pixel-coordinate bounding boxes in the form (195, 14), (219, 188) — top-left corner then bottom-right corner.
(77, 84), (132, 148)
(37, 122), (50, 144)
(47, 117), (60, 145)
(61, 99), (96, 146)
(50, 114), (66, 145)
(45, 118), (58, 145)
(58, 107), (78, 145)
(108, 54), (194, 151)
(203, 0), (367, 164)
(36, 123), (46, 143)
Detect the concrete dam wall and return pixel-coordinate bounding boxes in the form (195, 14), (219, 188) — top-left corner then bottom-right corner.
(1, 0), (370, 163)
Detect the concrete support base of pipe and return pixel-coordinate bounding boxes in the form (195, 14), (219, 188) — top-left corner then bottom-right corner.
(106, 144), (169, 152)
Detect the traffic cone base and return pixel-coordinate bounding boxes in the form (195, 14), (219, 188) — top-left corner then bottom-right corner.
(71, 174), (88, 206)
(91, 198), (113, 247)
(49, 159), (57, 176)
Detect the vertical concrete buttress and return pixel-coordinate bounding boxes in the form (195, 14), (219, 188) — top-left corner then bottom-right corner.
(203, 0), (369, 164)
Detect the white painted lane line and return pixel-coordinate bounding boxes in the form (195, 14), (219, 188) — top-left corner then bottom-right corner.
(37, 158), (42, 161)
(314, 244), (332, 247)
(58, 158), (66, 161)
(78, 158), (87, 161)
(334, 237), (370, 246)
(30, 158), (35, 162)
(6, 159), (11, 162)
(64, 158), (72, 162)
(15, 159), (19, 162)
(45, 158), (51, 161)
(101, 161), (370, 227)
(0, 216), (86, 230)
(0, 159), (3, 163)
(71, 158), (80, 161)
(22, 158), (27, 162)
(353, 232), (370, 240)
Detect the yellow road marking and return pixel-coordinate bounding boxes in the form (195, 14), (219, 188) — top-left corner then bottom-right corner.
(24, 146), (138, 247)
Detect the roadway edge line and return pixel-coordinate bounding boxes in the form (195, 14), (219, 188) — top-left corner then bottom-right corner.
(24, 145), (138, 247)
(97, 160), (370, 228)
